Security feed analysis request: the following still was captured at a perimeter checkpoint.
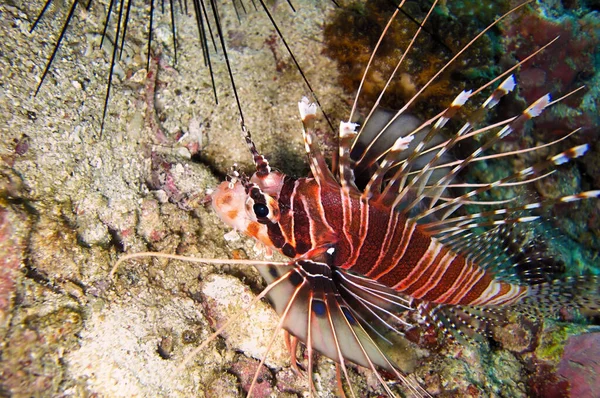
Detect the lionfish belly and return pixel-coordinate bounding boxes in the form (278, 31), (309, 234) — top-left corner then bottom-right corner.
(208, 2), (600, 397)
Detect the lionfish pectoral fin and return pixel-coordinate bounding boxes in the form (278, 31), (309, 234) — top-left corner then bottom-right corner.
(255, 254), (393, 368)
(395, 74), (517, 209)
(319, 288), (428, 397)
(283, 330), (305, 376)
(255, 251), (428, 396)
(348, 0), (438, 178)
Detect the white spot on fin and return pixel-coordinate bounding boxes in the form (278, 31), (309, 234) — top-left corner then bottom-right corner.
(298, 97), (317, 120)
(452, 90), (472, 107)
(500, 75), (516, 93)
(553, 144), (588, 165)
(525, 94), (551, 118)
(339, 121), (359, 138)
(572, 144), (589, 158)
(391, 135), (414, 151)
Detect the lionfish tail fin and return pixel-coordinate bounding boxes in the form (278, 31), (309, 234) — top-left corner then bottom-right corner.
(419, 302), (511, 344)
(518, 275), (600, 321)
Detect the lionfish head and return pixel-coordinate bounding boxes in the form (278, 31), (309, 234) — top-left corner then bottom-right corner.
(211, 156), (286, 246)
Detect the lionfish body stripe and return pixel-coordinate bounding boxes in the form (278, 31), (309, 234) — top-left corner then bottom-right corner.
(209, 2), (600, 395)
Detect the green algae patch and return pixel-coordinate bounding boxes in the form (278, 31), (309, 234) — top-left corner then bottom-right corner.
(536, 322), (589, 363)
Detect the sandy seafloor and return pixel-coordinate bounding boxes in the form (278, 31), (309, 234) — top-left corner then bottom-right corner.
(0, 0), (599, 397)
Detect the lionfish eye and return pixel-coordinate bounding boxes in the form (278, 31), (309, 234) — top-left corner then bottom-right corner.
(253, 203), (269, 218)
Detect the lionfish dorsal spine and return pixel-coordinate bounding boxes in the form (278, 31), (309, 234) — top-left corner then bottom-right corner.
(338, 120), (360, 193)
(359, 0), (531, 174)
(428, 76), (516, 168)
(362, 134), (414, 200)
(298, 97), (337, 187)
(406, 94), (551, 222)
(424, 190), (600, 238)
(350, 1), (438, 170)
(348, 3), (539, 213)
(347, 2), (404, 124)
(416, 144), (591, 226)
(418, 75), (518, 209)
(241, 123), (272, 178)
(378, 89), (474, 210)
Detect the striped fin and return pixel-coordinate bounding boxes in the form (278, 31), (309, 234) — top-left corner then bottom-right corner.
(351, 110), (428, 189)
(350, 0), (438, 170)
(403, 94), (552, 216)
(378, 90), (473, 207)
(419, 302), (512, 344)
(355, 36), (568, 215)
(422, 190), (600, 236)
(377, 80), (578, 204)
(335, 268), (415, 338)
(355, 74), (517, 212)
(338, 121), (360, 193)
(350, 2), (532, 194)
(362, 133), (415, 200)
(436, 223), (566, 285)
(254, 253), (395, 371)
(519, 275), (600, 318)
(415, 144), (591, 223)
(420, 276), (600, 345)
(418, 275), (599, 346)
(253, 249), (429, 397)
(391, 76), (516, 205)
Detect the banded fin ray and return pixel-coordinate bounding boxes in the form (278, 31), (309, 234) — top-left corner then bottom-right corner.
(347, 24), (563, 205)
(419, 302), (510, 344)
(434, 222), (568, 285)
(253, 249), (429, 397)
(394, 93), (553, 216)
(423, 191), (600, 236)
(391, 75), (517, 204)
(299, 98), (339, 187)
(346, 1), (534, 183)
(415, 144), (593, 224)
(348, 0), (437, 177)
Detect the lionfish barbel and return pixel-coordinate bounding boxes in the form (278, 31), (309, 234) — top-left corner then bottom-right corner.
(114, 1), (600, 396)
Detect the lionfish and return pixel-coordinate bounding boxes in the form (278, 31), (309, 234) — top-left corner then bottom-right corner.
(113, 1), (600, 396)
